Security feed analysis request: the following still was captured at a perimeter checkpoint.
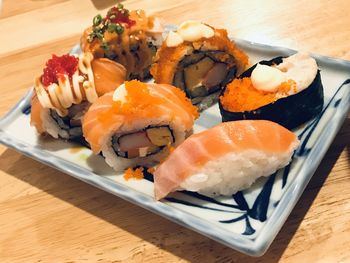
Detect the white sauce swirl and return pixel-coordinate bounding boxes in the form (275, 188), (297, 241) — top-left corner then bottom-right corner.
(112, 83), (127, 103)
(251, 52), (318, 95)
(165, 20), (214, 47)
(35, 52), (98, 117)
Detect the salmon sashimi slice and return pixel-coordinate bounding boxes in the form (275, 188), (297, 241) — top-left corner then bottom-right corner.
(154, 120), (299, 200)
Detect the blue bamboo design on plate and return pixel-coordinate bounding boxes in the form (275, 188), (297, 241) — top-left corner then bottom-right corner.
(141, 78), (350, 235)
(21, 79), (350, 236)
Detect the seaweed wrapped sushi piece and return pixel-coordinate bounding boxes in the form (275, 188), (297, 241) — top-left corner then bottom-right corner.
(151, 20), (249, 110)
(81, 4), (163, 80)
(82, 80), (198, 171)
(219, 52), (324, 129)
(31, 52), (126, 140)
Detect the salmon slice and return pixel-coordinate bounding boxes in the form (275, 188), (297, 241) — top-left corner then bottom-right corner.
(92, 58), (126, 96)
(82, 81), (198, 154)
(30, 94), (45, 134)
(154, 120), (299, 200)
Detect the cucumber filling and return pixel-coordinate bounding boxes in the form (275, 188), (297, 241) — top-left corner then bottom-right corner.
(112, 126), (174, 159)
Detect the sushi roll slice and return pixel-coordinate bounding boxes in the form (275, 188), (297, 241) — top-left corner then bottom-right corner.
(82, 80), (198, 171)
(150, 20), (249, 110)
(154, 120), (299, 200)
(81, 4), (163, 80)
(30, 52), (126, 140)
(219, 52), (324, 129)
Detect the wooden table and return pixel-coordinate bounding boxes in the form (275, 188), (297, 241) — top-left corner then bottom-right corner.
(0, 0), (349, 262)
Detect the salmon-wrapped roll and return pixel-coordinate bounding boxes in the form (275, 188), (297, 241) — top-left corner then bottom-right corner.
(151, 21), (249, 110)
(82, 80), (199, 171)
(81, 4), (163, 80)
(31, 53), (126, 140)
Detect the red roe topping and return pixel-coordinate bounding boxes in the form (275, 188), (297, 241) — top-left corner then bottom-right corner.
(106, 4), (136, 28)
(41, 54), (79, 87)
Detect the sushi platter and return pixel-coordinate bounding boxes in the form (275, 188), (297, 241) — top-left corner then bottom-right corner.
(1, 5), (350, 257)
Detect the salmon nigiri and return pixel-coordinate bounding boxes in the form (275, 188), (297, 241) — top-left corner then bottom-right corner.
(154, 120), (299, 200)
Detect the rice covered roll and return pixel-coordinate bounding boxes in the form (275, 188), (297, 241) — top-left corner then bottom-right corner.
(154, 120), (299, 200)
(31, 53), (126, 140)
(81, 4), (163, 80)
(150, 20), (249, 110)
(219, 52), (324, 129)
(82, 80), (198, 171)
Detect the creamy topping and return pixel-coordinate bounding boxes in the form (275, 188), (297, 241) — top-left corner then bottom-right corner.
(165, 20), (214, 47)
(112, 83), (127, 103)
(35, 52), (98, 117)
(276, 52), (317, 94)
(165, 31), (184, 47)
(251, 52), (318, 95)
(251, 64), (287, 92)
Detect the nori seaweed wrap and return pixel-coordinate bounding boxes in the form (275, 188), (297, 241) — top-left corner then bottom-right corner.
(219, 53), (324, 129)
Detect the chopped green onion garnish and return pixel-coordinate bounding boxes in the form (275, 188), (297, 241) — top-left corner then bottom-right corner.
(93, 14), (102, 27)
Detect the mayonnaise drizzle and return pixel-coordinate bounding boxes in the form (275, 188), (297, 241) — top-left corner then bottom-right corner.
(251, 52), (318, 95)
(35, 52), (98, 117)
(165, 20), (214, 47)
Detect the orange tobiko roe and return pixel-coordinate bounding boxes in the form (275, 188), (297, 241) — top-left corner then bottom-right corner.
(220, 78), (295, 112)
(98, 80), (199, 124)
(124, 167), (144, 181)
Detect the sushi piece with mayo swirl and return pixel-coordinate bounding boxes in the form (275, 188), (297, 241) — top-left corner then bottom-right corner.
(30, 52), (126, 140)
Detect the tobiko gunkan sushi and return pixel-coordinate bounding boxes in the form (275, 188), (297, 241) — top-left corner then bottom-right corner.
(31, 53), (126, 140)
(151, 20), (249, 110)
(219, 52), (324, 129)
(154, 120), (299, 200)
(82, 80), (198, 172)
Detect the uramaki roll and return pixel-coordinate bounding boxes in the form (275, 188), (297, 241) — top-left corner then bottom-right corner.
(219, 52), (324, 129)
(151, 20), (249, 110)
(81, 4), (163, 80)
(31, 52), (126, 140)
(82, 80), (198, 171)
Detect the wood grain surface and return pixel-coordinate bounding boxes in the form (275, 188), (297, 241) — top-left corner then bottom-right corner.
(0, 0), (349, 262)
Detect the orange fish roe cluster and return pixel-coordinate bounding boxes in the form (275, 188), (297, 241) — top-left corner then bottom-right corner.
(112, 80), (164, 118)
(98, 80), (198, 123)
(124, 167), (144, 181)
(220, 78), (295, 112)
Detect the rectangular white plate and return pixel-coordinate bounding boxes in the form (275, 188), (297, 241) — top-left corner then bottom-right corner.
(1, 39), (349, 256)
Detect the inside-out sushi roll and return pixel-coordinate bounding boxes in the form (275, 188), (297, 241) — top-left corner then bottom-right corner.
(150, 20), (249, 110)
(81, 4), (163, 80)
(154, 120), (299, 200)
(31, 52), (126, 140)
(82, 80), (198, 171)
(219, 52), (324, 129)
